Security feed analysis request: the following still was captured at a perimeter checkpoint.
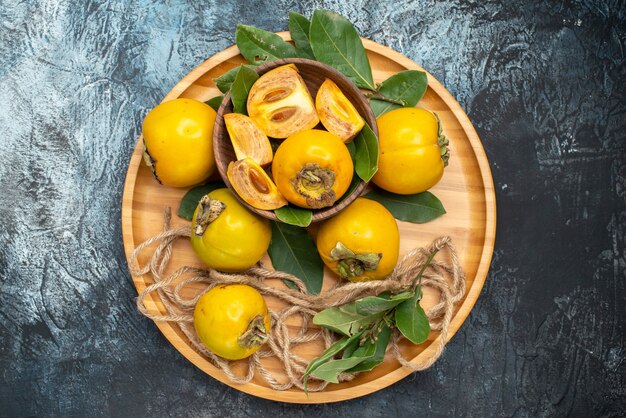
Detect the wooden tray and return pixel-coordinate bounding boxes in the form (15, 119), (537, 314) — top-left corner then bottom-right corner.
(121, 33), (496, 403)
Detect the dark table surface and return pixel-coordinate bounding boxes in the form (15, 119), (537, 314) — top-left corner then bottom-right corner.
(1, 1), (624, 416)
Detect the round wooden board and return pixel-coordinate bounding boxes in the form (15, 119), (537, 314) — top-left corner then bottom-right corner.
(121, 33), (496, 404)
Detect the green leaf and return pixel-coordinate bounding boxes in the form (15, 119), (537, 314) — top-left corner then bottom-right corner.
(313, 303), (385, 336)
(204, 95), (223, 112)
(289, 12), (315, 59)
(268, 222), (324, 294)
(337, 141), (361, 204)
(213, 65), (256, 94)
(310, 357), (368, 383)
(369, 70), (428, 117)
(337, 174), (361, 204)
(306, 324), (392, 388)
(230, 65), (259, 114)
(341, 335), (361, 359)
(353, 123), (379, 182)
(306, 334), (359, 375)
(345, 140), (356, 161)
(369, 99), (401, 118)
(395, 292), (430, 344)
(364, 189), (446, 223)
(415, 285), (423, 301)
(236, 24), (298, 65)
(309, 10), (375, 90)
(303, 331), (363, 390)
(274, 206), (313, 227)
(177, 182), (226, 220)
(354, 291), (414, 315)
(345, 325), (391, 373)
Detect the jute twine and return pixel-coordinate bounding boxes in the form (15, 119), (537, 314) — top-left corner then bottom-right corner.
(130, 208), (466, 392)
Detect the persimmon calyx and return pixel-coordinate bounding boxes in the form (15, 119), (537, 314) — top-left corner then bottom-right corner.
(291, 163), (336, 209)
(237, 315), (269, 349)
(435, 112), (450, 167)
(330, 241), (382, 279)
(194, 195), (226, 236)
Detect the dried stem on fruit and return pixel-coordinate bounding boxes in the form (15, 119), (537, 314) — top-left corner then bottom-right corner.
(194, 196), (226, 236)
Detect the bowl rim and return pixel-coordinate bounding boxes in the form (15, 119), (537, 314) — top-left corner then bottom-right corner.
(212, 57), (378, 223)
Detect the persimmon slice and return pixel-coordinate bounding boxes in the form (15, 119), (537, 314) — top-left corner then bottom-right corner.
(224, 113), (273, 166)
(247, 64), (319, 138)
(315, 78), (365, 142)
(227, 158), (287, 210)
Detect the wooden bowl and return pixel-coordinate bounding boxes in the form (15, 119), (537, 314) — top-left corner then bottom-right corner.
(212, 58), (377, 223)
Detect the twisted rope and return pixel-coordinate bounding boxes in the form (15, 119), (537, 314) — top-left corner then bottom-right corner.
(130, 208), (466, 391)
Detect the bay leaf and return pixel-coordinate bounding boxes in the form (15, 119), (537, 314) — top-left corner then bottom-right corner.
(364, 189), (446, 223)
(268, 222), (324, 294)
(395, 292), (430, 344)
(236, 24), (298, 65)
(354, 291), (414, 315)
(353, 123), (379, 182)
(289, 12), (315, 59)
(213, 64), (256, 94)
(274, 206), (313, 227)
(204, 95), (223, 112)
(177, 182), (226, 220)
(345, 324), (391, 373)
(305, 334), (358, 375)
(303, 331), (363, 391)
(369, 70), (428, 117)
(309, 10), (375, 90)
(341, 335), (361, 359)
(369, 99), (401, 118)
(230, 65), (259, 114)
(310, 357), (368, 383)
(313, 303), (385, 336)
(345, 140), (356, 161)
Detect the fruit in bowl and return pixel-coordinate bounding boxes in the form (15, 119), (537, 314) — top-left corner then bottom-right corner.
(272, 129), (353, 209)
(212, 58), (377, 223)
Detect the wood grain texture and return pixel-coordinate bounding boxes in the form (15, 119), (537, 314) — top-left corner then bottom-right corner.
(121, 34), (496, 403)
(213, 57), (374, 222)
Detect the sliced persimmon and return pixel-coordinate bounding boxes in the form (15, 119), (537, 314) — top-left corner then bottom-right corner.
(224, 113), (273, 166)
(227, 158), (287, 210)
(315, 78), (365, 142)
(247, 64), (319, 138)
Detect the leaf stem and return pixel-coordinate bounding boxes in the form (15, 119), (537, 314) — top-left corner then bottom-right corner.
(365, 92), (406, 106)
(411, 248), (440, 291)
(360, 311), (393, 345)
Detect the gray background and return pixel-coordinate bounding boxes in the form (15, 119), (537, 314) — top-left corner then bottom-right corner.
(1, 0), (624, 416)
